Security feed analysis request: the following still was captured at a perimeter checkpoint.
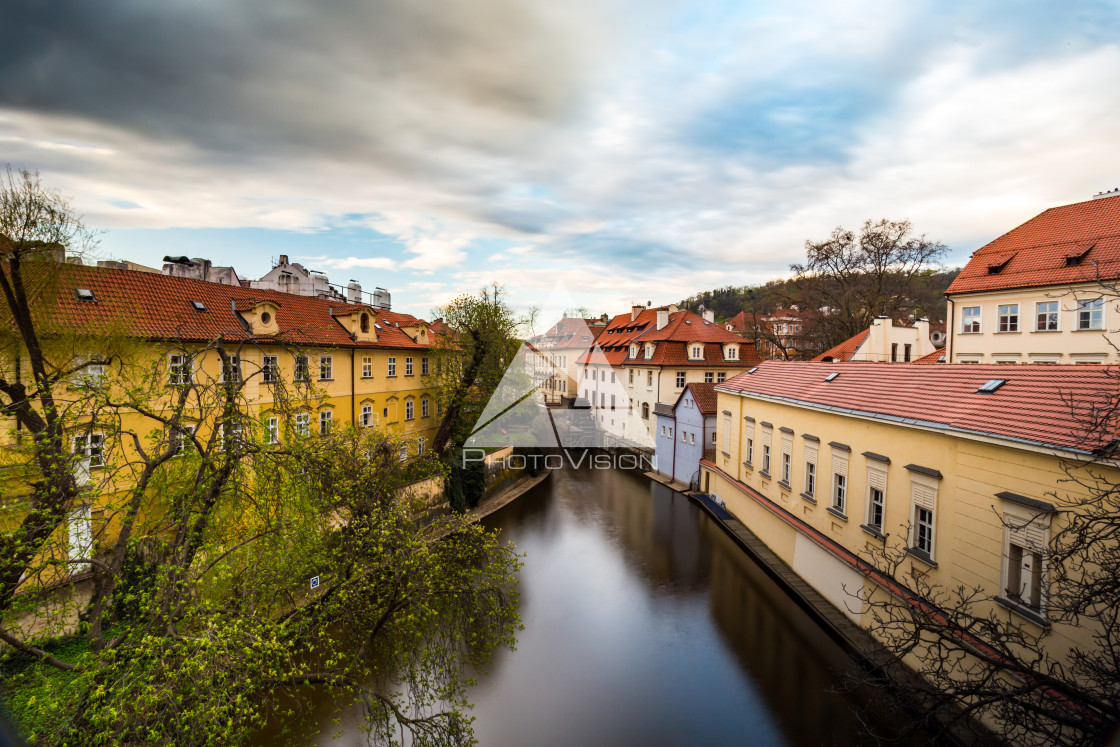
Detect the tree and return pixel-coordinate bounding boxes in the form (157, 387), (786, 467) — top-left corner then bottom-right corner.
(791, 219), (948, 350)
(844, 375), (1120, 746)
(0, 169), (521, 745)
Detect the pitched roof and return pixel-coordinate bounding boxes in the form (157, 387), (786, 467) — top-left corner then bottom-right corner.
(812, 329), (870, 362)
(946, 193), (1120, 295)
(576, 307), (760, 367)
(680, 382), (718, 415)
(717, 361), (1120, 453)
(34, 264), (428, 350)
(913, 347), (946, 364)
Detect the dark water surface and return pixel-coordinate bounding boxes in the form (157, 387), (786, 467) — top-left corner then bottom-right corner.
(279, 466), (899, 745)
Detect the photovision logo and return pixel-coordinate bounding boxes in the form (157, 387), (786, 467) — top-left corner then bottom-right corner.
(462, 281), (657, 469)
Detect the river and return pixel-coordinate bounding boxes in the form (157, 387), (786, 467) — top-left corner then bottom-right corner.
(278, 465), (907, 745)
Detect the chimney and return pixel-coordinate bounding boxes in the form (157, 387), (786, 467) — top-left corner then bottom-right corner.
(347, 280), (362, 303)
(656, 309), (669, 330)
(703, 309), (715, 323)
(278, 254), (289, 265)
(631, 304), (644, 321)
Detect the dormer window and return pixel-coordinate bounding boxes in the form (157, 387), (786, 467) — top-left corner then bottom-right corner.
(630, 344), (638, 358)
(260, 311), (272, 325)
(725, 345), (739, 360)
(644, 343), (654, 359)
(689, 344), (703, 360)
(360, 313), (370, 333)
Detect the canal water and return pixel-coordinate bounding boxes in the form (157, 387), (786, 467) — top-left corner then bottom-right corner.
(285, 466), (905, 745)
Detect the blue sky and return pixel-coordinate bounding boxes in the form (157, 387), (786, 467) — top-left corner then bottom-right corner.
(2, 0), (1119, 319)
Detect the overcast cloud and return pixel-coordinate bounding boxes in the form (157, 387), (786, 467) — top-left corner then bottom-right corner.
(2, 0), (1119, 317)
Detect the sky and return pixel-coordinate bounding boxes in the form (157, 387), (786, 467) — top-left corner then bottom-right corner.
(3, 0), (1119, 320)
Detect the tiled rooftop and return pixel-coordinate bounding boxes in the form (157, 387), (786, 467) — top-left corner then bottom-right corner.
(717, 361), (1120, 453)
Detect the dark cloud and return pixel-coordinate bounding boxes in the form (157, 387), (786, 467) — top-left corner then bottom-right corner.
(0, 0), (598, 167)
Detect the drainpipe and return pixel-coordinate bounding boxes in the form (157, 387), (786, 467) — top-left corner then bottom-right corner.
(945, 296), (955, 363)
(351, 347), (356, 426)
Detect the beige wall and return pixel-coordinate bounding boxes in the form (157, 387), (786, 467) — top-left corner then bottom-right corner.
(949, 283), (1119, 363)
(701, 388), (1108, 667)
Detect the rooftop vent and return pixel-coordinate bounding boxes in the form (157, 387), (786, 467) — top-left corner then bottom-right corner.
(977, 378), (1008, 394)
(747, 367), (759, 374)
(1065, 244), (1093, 266)
(987, 254), (1015, 274)
(74, 288), (96, 302)
(825, 372), (840, 382)
(191, 301), (206, 312)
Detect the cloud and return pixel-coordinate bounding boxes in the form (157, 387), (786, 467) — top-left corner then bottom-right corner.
(319, 256), (396, 270)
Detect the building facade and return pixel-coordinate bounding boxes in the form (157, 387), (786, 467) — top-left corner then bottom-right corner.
(653, 382), (717, 487)
(946, 191), (1120, 364)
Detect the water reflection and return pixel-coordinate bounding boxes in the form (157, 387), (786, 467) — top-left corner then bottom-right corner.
(269, 466), (902, 745)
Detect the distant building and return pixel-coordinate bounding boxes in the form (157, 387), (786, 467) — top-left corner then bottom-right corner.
(654, 382), (717, 487)
(946, 190), (1120, 363)
(528, 315), (607, 404)
(161, 256), (243, 286)
(813, 318), (938, 363)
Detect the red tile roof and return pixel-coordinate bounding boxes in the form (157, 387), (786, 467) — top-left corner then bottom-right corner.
(913, 347), (946, 364)
(680, 382), (718, 415)
(717, 361), (1120, 453)
(576, 307), (760, 367)
(947, 194), (1120, 295)
(811, 329), (869, 362)
(34, 264), (428, 350)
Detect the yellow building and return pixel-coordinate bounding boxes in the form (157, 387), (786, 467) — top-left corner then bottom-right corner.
(2, 264), (440, 581)
(700, 361), (1118, 685)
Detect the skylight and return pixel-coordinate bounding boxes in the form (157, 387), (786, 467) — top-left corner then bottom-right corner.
(747, 367), (759, 374)
(977, 379), (1008, 394)
(374, 323), (383, 330)
(825, 372), (840, 382)
(74, 288), (96, 302)
(684, 320), (692, 325)
(191, 301), (207, 311)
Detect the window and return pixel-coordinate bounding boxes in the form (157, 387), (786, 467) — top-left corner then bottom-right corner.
(295, 413), (310, 436)
(833, 473), (846, 513)
(1006, 543), (1044, 611)
(170, 424), (196, 456)
(361, 404), (374, 427)
(641, 402), (649, 419)
(405, 357), (414, 376)
(600, 393), (605, 408)
(629, 370), (634, 385)
(73, 432), (105, 468)
(320, 410), (332, 435)
(169, 353), (192, 386)
(681, 430), (686, 442)
(726, 346), (738, 360)
(914, 507), (934, 555)
(891, 343), (898, 362)
(1036, 301), (1059, 331)
(647, 371), (653, 387)
(294, 355), (310, 382)
(704, 372), (714, 383)
(903, 344), (911, 362)
(644, 343), (653, 359)
(405, 400), (414, 420)
(868, 487), (884, 529)
(676, 371), (685, 388)
(422, 398), (430, 418)
(717, 372), (726, 383)
(611, 394), (616, 410)
(762, 445), (771, 474)
(362, 356), (373, 378)
(399, 443), (408, 462)
(610, 371), (616, 383)
(265, 416), (279, 445)
(68, 505), (92, 574)
(361, 313), (370, 333)
(221, 355), (240, 383)
(711, 431), (717, 444)
(746, 437), (753, 465)
(805, 461), (816, 497)
(387, 357), (397, 376)
(262, 355), (278, 383)
(422, 357), (429, 375)
(691, 345), (702, 359)
(417, 437), (426, 456)
(71, 355), (106, 388)
(688, 432), (695, 445)
(782, 452), (791, 484)
(961, 306), (981, 333)
(320, 356), (332, 380)
(1077, 298), (1104, 330)
(998, 303), (1019, 332)
(867, 465), (887, 530)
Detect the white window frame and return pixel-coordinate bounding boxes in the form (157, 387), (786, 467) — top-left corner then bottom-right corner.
(676, 371), (686, 388)
(908, 474), (939, 561)
(405, 400), (415, 421)
(1001, 502), (1051, 616)
(170, 423), (196, 456)
(73, 432), (105, 468)
(262, 355), (279, 383)
(319, 410), (332, 435)
(1077, 298), (1104, 330)
(997, 303), (1019, 333)
(866, 465), (887, 530)
(265, 416), (279, 445)
(361, 404), (375, 427)
(405, 357), (414, 376)
(387, 357), (397, 377)
(362, 356), (373, 378)
(294, 355), (310, 382)
(169, 352), (193, 386)
(295, 412), (310, 436)
(421, 356), (429, 375)
(961, 306), (981, 334)
(1035, 300), (1059, 331)
(221, 354), (241, 383)
(417, 436), (426, 456)
(68, 505), (92, 575)
(319, 355), (333, 380)
(831, 452), (849, 514)
(422, 398), (429, 418)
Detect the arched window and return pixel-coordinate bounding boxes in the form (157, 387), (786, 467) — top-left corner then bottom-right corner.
(360, 313), (370, 333)
(641, 402), (650, 419)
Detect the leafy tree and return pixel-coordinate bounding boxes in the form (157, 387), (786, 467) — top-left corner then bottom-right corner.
(0, 169), (520, 745)
(790, 219), (948, 349)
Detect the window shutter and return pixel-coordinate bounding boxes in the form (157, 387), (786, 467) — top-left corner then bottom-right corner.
(832, 455), (848, 479)
(762, 429), (772, 448)
(804, 444), (817, 464)
(867, 467), (887, 492)
(912, 481), (936, 511)
(1006, 504), (1050, 554)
